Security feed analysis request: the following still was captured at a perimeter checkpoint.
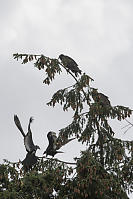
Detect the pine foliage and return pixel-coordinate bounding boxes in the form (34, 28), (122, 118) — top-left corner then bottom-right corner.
(0, 53), (132, 198)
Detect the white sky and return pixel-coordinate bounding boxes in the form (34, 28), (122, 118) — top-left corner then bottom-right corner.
(0, 0), (133, 197)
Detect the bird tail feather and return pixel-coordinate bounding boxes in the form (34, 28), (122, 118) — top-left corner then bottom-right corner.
(43, 150), (46, 155)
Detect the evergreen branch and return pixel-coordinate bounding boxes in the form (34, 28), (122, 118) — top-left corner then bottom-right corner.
(39, 156), (76, 165)
(5, 157), (77, 166)
(63, 84), (75, 91)
(3, 159), (22, 165)
(59, 61), (88, 101)
(59, 62), (79, 83)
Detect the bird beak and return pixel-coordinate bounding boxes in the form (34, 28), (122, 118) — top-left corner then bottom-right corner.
(56, 150), (64, 154)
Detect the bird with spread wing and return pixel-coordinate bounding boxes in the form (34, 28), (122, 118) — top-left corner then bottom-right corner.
(43, 131), (75, 157)
(59, 54), (81, 77)
(14, 115), (40, 153)
(14, 115), (40, 171)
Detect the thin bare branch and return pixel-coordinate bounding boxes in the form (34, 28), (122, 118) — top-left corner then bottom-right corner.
(121, 123), (130, 130)
(123, 125), (133, 134)
(122, 119), (133, 134)
(125, 119), (133, 127)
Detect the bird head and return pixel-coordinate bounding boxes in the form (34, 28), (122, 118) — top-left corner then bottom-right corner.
(35, 145), (40, 151)
(29, 117), (34, 123)
(58, 54), (64, 60)
(51, 131), (56, 137)
(47, 131), (56, 138)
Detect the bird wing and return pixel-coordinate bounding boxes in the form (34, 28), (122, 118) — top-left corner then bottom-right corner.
(14, 115), (25, 137)
(24, 132), (35, 152)
(44, 131), (75, 157)
(43, 132), (57, 156)
(64, 55), (78, 67)
(92, 91), (111, 106)
(98, 93), (111, 106)
(24, 117), (36, 153)
(47, 132), (57, 150)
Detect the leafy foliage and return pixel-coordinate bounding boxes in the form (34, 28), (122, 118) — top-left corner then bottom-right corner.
(1, 53), (132, 198)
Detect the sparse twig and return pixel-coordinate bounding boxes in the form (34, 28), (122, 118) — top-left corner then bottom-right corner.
(121, 123), (130, 129)
(123, 126), (133, 134)
(125, 119), (133, 126)
(122, 119), (133, 134)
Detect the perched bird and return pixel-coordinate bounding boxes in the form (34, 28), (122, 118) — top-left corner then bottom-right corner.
(14, 115), (40, 171)
(98, 93), (111, 106)
(14, 115), (40, 153)
(59, 54), (81, 77)
(43, 131), (60, 157)
(43, 131), (75, 157)
(92, 92), (111, 106)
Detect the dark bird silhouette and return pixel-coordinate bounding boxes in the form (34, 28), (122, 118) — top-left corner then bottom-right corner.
(43, 131), (75, 157)
(14, 115), (40, 171)
(22, 152), (38, 172)
(92, 92), (111, 106)
(98, 93), (111, 106)
(14, 115), (40, 153)
(59, 54), (81, 77)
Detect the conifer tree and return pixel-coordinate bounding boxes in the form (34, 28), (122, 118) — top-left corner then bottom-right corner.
(0, 53), (132, 198)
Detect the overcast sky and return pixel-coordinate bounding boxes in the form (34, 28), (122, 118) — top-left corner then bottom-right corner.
(0, 0), (133, 196)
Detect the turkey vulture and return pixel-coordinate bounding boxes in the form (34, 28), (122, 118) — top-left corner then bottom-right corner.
(59, 54), (81, 77)
(43, 131), (75, 157)
(14, 115), (40, 153)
